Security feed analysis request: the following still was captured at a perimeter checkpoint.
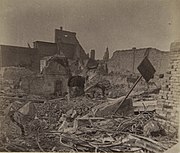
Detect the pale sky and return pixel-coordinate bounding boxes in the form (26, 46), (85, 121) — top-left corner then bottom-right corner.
(0, 0), (180, 59)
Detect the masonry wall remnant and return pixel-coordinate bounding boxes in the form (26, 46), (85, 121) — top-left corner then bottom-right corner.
(0, 45), (39, 72)
(55, 27), (88, 60)
(108, 47), (170, 74)
(156, 42), (180, 134)
(21, 55), (71, 96)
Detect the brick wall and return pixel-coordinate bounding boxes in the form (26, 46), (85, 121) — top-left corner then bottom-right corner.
(21, 58), (70, 95)
(0, 45), (39, 72)
(0, 47), (2, 68)
(22, 75), (69, 96)
(156, 42), (180, 133)
(55, 28), (88, 60)
(108, 48), (169, 74)
(33, 41), (58, 60)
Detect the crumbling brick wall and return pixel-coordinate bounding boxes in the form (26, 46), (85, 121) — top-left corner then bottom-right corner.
(108, 48), (169, 74)
(156, 42), (180, 133)
(26, 75), (68, 96)
(21, 57), (70, 96)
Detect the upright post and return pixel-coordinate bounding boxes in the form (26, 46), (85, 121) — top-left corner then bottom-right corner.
(113, 75), (143, 114)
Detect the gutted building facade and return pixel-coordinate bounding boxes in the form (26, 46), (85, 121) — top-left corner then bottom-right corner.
(0, 27), (88, 73)
(21, 55), (71, 96)
(0, 28), (89, 96)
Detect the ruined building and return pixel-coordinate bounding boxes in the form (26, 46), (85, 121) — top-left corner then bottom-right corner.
(21, 54), (71, 96)
(0, 27), (89, 73)
(108, 47), (170, 74)
(0, 27), (89, 96)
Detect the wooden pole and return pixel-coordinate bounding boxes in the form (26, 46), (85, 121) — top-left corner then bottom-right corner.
(113, 75), (143, 114)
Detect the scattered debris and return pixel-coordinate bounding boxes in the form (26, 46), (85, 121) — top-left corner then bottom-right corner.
(0, 55), (178, 152)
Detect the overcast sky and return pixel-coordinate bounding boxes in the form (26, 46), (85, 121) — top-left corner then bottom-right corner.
(0, 0), (180, 59)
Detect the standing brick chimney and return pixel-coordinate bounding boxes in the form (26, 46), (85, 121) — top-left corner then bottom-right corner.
(103, 47), (109, 61)
(90, 50), (95, 60)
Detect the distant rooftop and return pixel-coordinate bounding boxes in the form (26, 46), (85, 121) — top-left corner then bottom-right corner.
(115, 47), (169, 53)
(33, 41), (56, 44)
(0, 44), (37, 50)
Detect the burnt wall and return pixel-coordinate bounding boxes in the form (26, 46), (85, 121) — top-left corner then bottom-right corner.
(108, 48), (170, 74)
(22, 58), (71, 95)
(33, 41), (58, 58)
(58, 43), (76, 59)
(55, 28), (88, 60)
(22, 74), (69, 96)
(0, 45), (39, 72)
(55, 29), (78, 44)
(33, 41), (59, 72)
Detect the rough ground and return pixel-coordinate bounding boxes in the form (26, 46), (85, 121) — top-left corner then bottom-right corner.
(0, 73), (178, 152)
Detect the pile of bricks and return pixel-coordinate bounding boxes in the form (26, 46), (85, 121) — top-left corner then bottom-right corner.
(156, 42), (180, 133)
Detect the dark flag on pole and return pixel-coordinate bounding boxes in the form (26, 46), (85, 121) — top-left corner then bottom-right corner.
(114, 56), (156, 114)
(137, 56), (156, 82)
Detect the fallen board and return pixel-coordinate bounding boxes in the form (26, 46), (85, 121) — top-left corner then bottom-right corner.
(133, 100), (157, 112)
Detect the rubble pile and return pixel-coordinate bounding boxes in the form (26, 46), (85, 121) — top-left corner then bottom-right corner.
(0, 91), (178, 152)
(86, 79), (111, 99)
(0, 62), (178, 152)
(107, 84), (127, 98)
(0, 67), (34, 92)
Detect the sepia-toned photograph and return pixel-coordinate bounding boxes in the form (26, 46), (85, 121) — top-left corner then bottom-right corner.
(0, 0), (180, 152)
